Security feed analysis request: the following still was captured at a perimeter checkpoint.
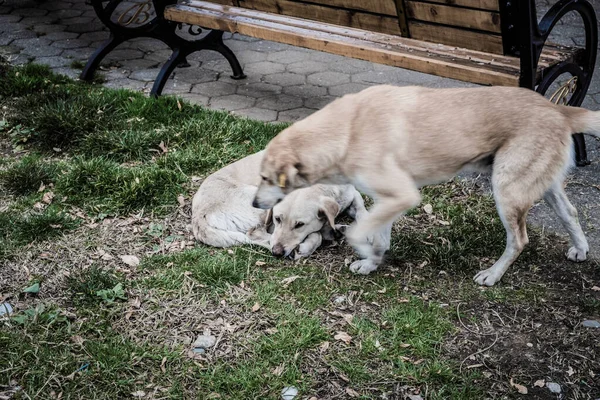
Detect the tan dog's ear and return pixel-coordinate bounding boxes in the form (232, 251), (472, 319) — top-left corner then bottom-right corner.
(278, 163), (308, 189)
(264, 208), (274, 233)
(318, 197), (340, 229)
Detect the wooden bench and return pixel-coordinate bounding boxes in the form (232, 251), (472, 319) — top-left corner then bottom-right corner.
(81, 0), (597, 165)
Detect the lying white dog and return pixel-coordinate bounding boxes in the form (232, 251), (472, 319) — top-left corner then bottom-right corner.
(192, 150), (370, 259)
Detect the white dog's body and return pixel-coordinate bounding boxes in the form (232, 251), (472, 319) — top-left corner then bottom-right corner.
(192, 151), (371, 259)
(253, 85), (600, 285)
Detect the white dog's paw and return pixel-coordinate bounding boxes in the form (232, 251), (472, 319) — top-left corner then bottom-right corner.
(349, 259), (378, 275)
(473, 268), (502, 287)
(566, 246), (588, 262)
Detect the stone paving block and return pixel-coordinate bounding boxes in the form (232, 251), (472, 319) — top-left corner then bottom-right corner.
(244, 61), (285, 75)
(263, 72), (305, 86)
(66, 21), (106, 34)
(129, 68), (166, 82)
(47, 9), (84, 19)
(232, 107), (278, 122)
(0, 15), (22, 23)
(421, 77), (478, 89)
(210, 94), (256, 111)
(61, 16), (94, 26)
(172, 67), (220, 84)
(18, 39), (64, 57)
(308, 51), (347, 63)
(256, 94), (303, 111)
(78, 31), (109, 42)
(19, 16), (60, 27)
(0, 23), (30, 35)
(100, 69), (132, 80)
(162, 80), (193, 95)
(61, 47), (96, 60)
(278, 107), (315, 122)
(35, 55), (73, 68)
(37, 1), (76, 11)
(188, 49), (227, 63)
(3, 30), (37, 42)
(11, 8), (49, 17)
(329, 59), (373, 74)
(304, 96), (337, 110)
(0, 37), (14, 46)
(192, 81), (237, 97)
(329, 83), (371, 97)
(119, 58), (161, 71)
(103, 78), (148, 92)
(42, 31), (79, 41)
(33, 23), (68, 34)
(7, 53), (34, 65)
(236, 82), (282, 98)
(283, 84), (327, 98)
(53, 38), (91, 49)
(143, 49), (172, 63)
(106, 48), (145, 61)
(244, 40), (293, 53)
(287, 60), (328, 75)
(307, 71), (350, 86)
(201, 58), (235, 73)
(177, 93), (210, 106)
(267, 50), (310, 64)
(236, 50), (268, 64)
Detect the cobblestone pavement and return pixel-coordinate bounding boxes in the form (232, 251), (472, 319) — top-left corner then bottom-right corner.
(1, 0), (600, 250)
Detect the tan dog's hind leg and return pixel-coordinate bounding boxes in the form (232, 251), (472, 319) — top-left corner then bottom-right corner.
(544, 182), (589, 261)
(346, 169), (420, 274)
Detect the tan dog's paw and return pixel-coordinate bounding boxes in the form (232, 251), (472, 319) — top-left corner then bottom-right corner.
(473, 268), (502, 286)
(349, 259), (378, 275)
(566, 246), (588, 262)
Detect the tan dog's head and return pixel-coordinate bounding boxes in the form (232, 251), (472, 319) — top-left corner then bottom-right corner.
(252, 137), (309, 209)
(269, 189), (339, 258)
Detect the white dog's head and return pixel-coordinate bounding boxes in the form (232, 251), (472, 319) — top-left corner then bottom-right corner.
(268, 187), (339, 258)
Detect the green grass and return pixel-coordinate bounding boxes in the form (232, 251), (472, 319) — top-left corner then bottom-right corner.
(1, 60), (596, 399)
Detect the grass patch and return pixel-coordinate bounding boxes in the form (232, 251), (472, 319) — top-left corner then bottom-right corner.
(0, 155), (58, 195)
(68, 266), (126, 306)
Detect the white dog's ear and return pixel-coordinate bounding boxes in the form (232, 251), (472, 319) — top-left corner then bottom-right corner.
(318, 197), (340, 229)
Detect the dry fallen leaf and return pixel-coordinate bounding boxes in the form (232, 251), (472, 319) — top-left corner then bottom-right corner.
(71, 335), (84, 345)
(255, 261), (266, 266)
(319, 341), (330, 352)
(38, 182), (46, 192)
(534, 379), (545, 387)
(131, 390), (146, 398)
(265, 327), (278, 335)
(510, 378), (528, 394)
(160, 357), (167, 374)
(280, 275), (300, 287)
(33, 202), (45, 210)
(251, 302), (261, 312)
(272, 364), (285, 376)
(592, 285), (600, 291)
(423, 204), (433, 214)
(567, 366), (575, 376)
(177, 99), (182, 111)
(120, 255), (140, 267)
(177, 194), (185, 207)
(345, 388), (360, 397)
(42, 191), (54, 204)
(334, 331), (352, 344)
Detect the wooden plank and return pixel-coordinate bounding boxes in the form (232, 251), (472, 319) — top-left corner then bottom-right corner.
(406, 1), (501, 33)
(166, 3), (519, 86)
(238, 0), (402, 35)
(409, 21), (502, 53)
(288, 0), (398, 16)
(419, 0), (499, 11)
(175, 1), (580, 73)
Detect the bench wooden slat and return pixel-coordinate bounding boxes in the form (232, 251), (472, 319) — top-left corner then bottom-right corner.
(237, 0), (402, 35)
(419, 0), (500, 11)
(287, 0), (398, 16)
(167, 2), (518, 85)
(409, 21), (503, 54)
(406, 1), (501, 33)
(166, 2), (582, 87)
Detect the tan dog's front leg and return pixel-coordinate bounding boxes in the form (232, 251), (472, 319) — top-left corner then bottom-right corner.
(293, 232), (323, 260)
(346, 175), (420, 274)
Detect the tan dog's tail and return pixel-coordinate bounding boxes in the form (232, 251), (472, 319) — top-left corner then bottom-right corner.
(562, 106), (600, 137)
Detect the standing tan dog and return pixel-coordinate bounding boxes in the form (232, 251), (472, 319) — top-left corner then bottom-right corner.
(252, 85), (600, 286)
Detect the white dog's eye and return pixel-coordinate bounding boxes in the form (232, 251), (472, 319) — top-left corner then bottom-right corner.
(275, 216), (281, 224)
(261, 176), (268, 181)
(294, 222), (304, 229)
